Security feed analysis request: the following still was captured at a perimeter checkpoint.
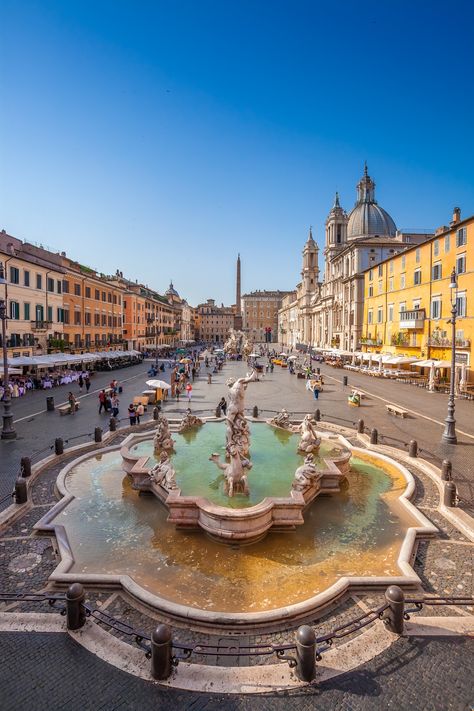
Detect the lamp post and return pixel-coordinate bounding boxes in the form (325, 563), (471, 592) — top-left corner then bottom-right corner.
(0, 262), (17, 439)
(441, 267), (458, 445)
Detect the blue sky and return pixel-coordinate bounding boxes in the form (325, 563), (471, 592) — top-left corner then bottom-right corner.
(2, 0), (474, 305)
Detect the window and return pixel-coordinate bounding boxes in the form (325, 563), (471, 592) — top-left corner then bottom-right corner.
(377, 307), (383, 323)
(431, 298), (442, 320)
(85, 287), (91, 298)
(433, 240), (439, 256)
(378, 280), (383, 294)
(47, 306), (53, 322)
(74, 311), (81, 325)
(102, 291), (106, 302)
(24, 303), (30, 320)
(63, 309), (70, 324)
(36, 274), (42, 290)
(85, 312), (91, 325)
(401, 254), (406, 269)
(389, 261), (394, 274)
(415, 248), (420, 263)
(378, 264), (383, 277)
(24, 270), (30, 287)
(102, 314), (107, 326)
(368, 269), (373, 281)
(388, 277), (394, 291)
(414, 269), (421, 285)
(95, 289), (100, 300)
(456, 292), (466, 317)
(108, 293), (112, 303)
(368, 285), (373, 297)
(74, 283), (81, 296)
(62, 280), (69, 293)
(368, 310), (373, 324)
(388, 304), (394, 322)
(456, 253), (466, 274)
(445, 234), (450, 252)
(57, 280), (62, 294)
(432, 263), (442, 280)
(456, 227), (467, 247)
(10, 266), (20, 284)
(47, 277), (54, 292)
(57, 307), (64, 322)
(94, 313), (100, 326)
(413, 299), (421, 310)
(35, 305), (44, 321)
(9, 301), (20, 319)
(400, 302), (406, 312)
(400, 273), (406, 289)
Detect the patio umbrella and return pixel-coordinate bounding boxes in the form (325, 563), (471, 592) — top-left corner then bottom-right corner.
(279, 352), (287, 357)
(368, 353), (373, 368)
(459, 363), (467, 391)
(146, 379), (171, 390)
(287, 355), (298, 360)
(248, 353), (259, 358)
(378, 356), (384, 373)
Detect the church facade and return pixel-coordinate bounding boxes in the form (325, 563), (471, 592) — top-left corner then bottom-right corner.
(278, 166), (432, 351)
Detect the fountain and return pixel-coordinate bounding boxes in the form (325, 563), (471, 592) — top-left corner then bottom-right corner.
(34, 365), (437, 625)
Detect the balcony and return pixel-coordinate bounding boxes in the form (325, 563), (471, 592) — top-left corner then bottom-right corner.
(428, 336), (471, 349)
(391, 333), (411, 347)
(360, 337), (383, 346)
(31, 320), (52, 332)
(399, 309), (425, 329)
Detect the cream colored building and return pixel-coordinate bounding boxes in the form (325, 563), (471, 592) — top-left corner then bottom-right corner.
(0, 232), (65, 358)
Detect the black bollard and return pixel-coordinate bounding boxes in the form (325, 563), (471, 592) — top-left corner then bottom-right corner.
(253, 405), (259, 418)
(408, 440), (418, 458)
(150, 624), (172, 680)
(384, 585), (405, 634)
(14, 478), (28, 504)
(109, 417), (117, 432)
(295, 625), (316, 681)
(94, 427), (102, 443)
(443, 481), (457, 507)
(46, 396), (55, 412)
(215, 405), (221, 418)
(343, 375), (348, 387)
(370, 428), (378, 445)
(55, 437), (64, 455)
(20, 456), (32, 478)
(66, 583), (86, 630)
(314, 408), (321, 422)
(441, 459), (452, 481)
(153, 407), (159, 421)
(357, 418), (365, 434)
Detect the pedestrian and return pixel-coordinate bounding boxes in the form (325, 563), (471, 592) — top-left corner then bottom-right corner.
(192, 367), (196, 381)
(68, 391), (77, 414)
(85, 374), (91, 392)
(207, 373), (212, 384)
(185, 383), (192, 403)
(128, 403), (136, 426)
(112, 394), (120, 418)
(218, 397), (227, 415)
(176, 387), (180, 401)
(313, 385), (319, 400)
(98, 389), (106, 414)
(135, 402), (144, 424)
(78, 374), (84, 392)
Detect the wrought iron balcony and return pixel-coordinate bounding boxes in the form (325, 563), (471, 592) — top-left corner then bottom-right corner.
(427, 336), (471, 348)
(31, 320), (52, 331)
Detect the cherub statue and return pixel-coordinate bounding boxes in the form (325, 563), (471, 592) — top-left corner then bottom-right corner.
(153, 414), (175, 452)
(292, 454), (319, 492)
(297, 414), (321, 454)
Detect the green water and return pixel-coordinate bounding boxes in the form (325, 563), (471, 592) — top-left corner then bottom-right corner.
(130, 422), (347, 508)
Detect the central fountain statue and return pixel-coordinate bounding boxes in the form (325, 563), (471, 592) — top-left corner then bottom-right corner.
(209, 370), (257, 496)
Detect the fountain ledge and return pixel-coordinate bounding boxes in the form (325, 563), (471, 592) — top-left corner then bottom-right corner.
(120, 429), (351, 543)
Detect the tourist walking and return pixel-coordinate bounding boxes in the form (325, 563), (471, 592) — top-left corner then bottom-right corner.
(185, 383), (192, 403)
(135, 402), (144, 424)
(111, 395), (120, 418)
(85, 374), (91, 392)
(218, 397), (227, 415)
(98, 390), (106, 414)
(78, 374), (84, 392)
(68, 392), (77, 414)
(207, 373), (212, 384)
(128, 403), (136, 426)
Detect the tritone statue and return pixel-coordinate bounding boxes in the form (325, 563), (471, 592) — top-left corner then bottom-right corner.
(178, 408), (203, 433)
(153, 414), (175, 452)
(292, 454), (319, 492)
(209, 445), (253, 497)
(270, 408), (291, 430)
(296, 414), (321, 454)
(150, 451), (178, 490)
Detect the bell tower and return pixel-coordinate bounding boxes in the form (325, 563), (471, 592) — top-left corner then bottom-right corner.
(301, 227), (319, 294)
(324, 192), (348, 280)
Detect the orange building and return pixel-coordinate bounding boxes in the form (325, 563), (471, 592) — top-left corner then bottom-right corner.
(60, 257), (125, 351)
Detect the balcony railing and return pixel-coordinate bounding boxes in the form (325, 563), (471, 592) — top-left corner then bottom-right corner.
(428, 336), (471, 348)
(360, 337), (383, 346)
(399, 309), (425, 329)
(391, 333), (411, 347)
(31, 320), (52, 331)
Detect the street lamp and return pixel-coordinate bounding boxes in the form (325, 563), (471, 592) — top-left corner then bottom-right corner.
(0, 262), (17, 439)
(441, 267), (458, 445)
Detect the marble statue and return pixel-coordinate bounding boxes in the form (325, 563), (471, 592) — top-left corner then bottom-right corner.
(209, 444), (253, 497)
(296, 414), (321, 454)
(292, 454), (319, 492)
(150, 451), (178, 490)
(178, 408), (203, 433)
(225, 371), (256, 458)
(242, 337), (253, 358)
(270, 408), (291, 429)
(153, 414), (175, 452)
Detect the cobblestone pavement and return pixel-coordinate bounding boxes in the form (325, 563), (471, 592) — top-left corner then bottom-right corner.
(0, 631), (473, 710)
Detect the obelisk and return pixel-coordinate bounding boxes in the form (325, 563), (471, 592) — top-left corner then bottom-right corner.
(234, 254), (243, 330)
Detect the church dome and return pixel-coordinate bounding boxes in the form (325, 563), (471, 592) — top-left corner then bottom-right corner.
(347, 165), (397, 239)
(165, 281), (179, 298)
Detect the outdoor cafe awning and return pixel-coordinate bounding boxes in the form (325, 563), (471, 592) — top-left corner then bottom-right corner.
(7, 349), (141, 368)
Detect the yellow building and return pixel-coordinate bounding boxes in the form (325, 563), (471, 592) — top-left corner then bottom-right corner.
(362, 208), (473, 378)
